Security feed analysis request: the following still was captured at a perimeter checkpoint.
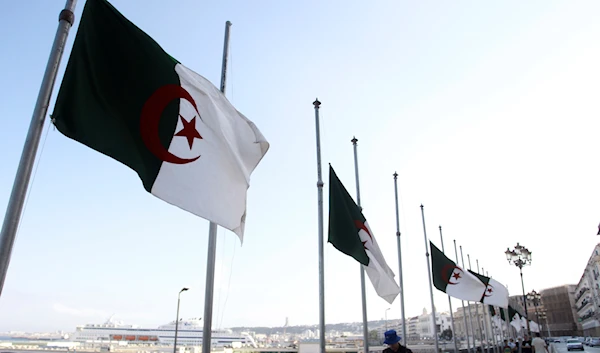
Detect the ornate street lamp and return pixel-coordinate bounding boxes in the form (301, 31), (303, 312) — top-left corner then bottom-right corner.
(538, 309), (551, 338)
(527, 290), (542, 335)
(505, 243), (532, 335)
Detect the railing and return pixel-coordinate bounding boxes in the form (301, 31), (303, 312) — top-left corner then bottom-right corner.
(578, 299), (591, 311)
(576, 288), (590, 301)
(581, 311), (595, 321)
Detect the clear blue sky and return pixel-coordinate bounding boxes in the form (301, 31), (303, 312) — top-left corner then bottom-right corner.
(1, 0), (600, 332)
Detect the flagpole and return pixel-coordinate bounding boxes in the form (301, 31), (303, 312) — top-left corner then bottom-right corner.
(420, 205), (440, 353)
(476, 261), (490, 353)
(484, 270), (499, 353)
(201, 21), (231, 353)
(313, 99), (326, 353)
(480, 265), (496, 353)
(460, 246), (477, 353)
(454, 241), (473, 353)
(467, 255), (485, 352)
(503, 307), (512, 340)
(393, 172), (407, 346)
(439, 226), (459, 353)
(351, 137), (369, 353)
(0, 0), (78, 297)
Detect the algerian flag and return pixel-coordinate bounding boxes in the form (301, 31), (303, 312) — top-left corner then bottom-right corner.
(510, 314), (522, 332)
(328, 166), (400, 304)
(52, 0), (269, 242)
(468, 271), (510, 308)
(430, 242), (487, 302)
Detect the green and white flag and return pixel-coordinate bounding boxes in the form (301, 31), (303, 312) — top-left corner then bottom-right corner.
(52, 0), (269, 242)
(468, 270), (510, 308)
(430, 242), (487, 302)
(328, 166), (400, 304)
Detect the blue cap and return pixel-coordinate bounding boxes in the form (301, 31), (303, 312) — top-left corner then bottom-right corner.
(384, 330), (401, 345)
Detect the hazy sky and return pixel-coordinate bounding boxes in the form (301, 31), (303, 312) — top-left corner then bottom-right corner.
(1, 0), (600, 333)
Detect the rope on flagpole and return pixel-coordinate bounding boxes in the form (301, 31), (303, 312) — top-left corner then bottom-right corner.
(13, 119), (53, 247)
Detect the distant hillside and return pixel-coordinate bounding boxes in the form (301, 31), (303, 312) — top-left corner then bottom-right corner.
(231, 319), (394, 335)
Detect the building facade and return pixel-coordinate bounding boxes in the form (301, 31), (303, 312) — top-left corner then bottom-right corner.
(575, 244), (600, 336)
(453, 303), (497, 342)
(540, 285), (580, 337)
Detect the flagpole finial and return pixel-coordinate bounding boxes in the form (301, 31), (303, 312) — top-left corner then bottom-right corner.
(313, 99), (321, 108)
(393, 171), (398, 179)
(439, 225), (442, 230)
(420, 204), (424, 208)
(351, 136), (358, 145)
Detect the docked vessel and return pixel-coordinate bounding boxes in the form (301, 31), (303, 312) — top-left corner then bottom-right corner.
(72, 316), (256, 348)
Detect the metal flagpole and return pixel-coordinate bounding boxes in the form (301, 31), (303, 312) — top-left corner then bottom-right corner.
(420, 205), (440, 353)
(468, 256), (485, 352)
(460, 246), (477, 353)
(454, 240), (472, 353)
(467, 254), (484, 351)
(0, 0), (78, 297)
(313, 99), (326, 353)
(393, 172), (407, 346)
(484, 270), (499, 353)
(201, 21), (231, 353)
(503, 307), (512, 340)
(475, 261), (490, 353)
(439, 226), (459, 353)
(480, 266), (496, 353)
(351, 137), (369, 353)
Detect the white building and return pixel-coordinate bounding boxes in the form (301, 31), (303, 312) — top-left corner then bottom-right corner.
(575, 244), (600, 336)
(454, 302), (501, 342)
(416, 308), (452, 339)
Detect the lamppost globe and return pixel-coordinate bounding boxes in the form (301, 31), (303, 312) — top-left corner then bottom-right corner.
(506, 243), (533, 336)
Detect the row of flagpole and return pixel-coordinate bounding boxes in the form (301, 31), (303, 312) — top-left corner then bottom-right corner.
(312, 99), (529, 353)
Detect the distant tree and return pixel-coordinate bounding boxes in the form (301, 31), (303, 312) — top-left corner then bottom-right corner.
(369, 330), (380, 341)
(441, 328), (453, 341)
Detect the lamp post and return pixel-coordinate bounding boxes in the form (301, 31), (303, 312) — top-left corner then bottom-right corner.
(385, 308), (391, 330)
(527, 290), (541, 336)
(538, 310), (551, 338)
(174, 287), (189, 353)
(505, 243), (532, 336)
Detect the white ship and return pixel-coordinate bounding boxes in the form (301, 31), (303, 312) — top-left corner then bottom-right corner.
(72, 316), (257, 348)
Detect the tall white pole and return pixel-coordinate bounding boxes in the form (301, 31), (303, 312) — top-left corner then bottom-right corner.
(484, 270), (499, 353)
(313, 99), (326, 353)
(351, 137), (369, 353)
(420, 205), (440, 353)
(479, 265), (495, 353)
(468, 255), (484, 352)
(454, 240), (472, 353)
(439, 227), (459, 353)
(201, 21), (231, 353)
(0, 0), (78, 296)
(503, 307), (512, 340)
(460, 246), (477, 353)
(475, 260), (489, 353)
(393, 172), (407, 346)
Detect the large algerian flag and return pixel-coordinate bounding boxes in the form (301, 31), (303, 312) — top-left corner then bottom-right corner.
(468, 270), (510, 308)
(52, 0), (269, 242)
(328, 165), (400, 304)
(430, 242), (487, 302)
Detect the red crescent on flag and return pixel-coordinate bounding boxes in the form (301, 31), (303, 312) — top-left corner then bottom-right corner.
(354, 220), (373, 242)
(441, 264), (462, 285)
(484, 284), (494, 297)
(140, 85), (201, 164)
